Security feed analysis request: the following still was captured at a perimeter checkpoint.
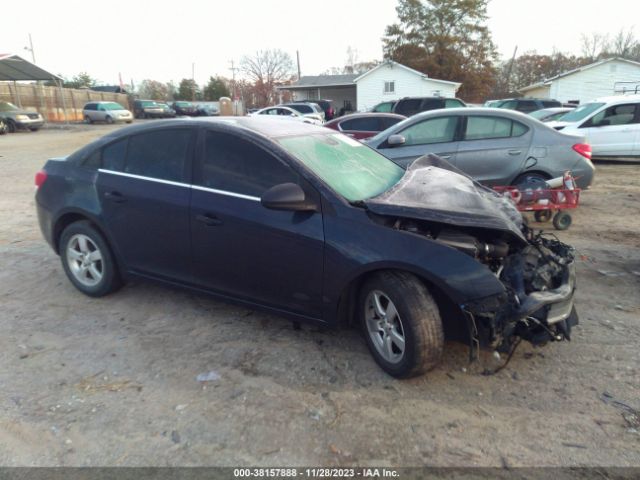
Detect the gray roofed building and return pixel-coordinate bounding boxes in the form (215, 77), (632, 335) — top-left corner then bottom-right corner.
(285, 74), (358, 89)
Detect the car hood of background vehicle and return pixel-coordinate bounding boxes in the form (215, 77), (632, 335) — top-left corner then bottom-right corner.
(365, 155), (527, 243)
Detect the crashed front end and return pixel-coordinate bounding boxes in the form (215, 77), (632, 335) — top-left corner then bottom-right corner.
(459, 230), (578, 353)
(365, 155), (579, 354)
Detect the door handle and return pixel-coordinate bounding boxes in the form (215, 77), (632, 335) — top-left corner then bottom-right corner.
(195, 213), (223, 226)
(508, 150), (522, 155)
(104, 191), (126, 203)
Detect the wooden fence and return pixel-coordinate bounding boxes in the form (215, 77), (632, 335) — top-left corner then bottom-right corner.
(0, 82), (131, 123)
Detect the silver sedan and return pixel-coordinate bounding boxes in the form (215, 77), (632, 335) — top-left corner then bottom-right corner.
(365, 108), (595, 189)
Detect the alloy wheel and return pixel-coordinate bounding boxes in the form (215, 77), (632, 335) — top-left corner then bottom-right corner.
(365, 290), (406, 364)
(66, 234), (104, 287)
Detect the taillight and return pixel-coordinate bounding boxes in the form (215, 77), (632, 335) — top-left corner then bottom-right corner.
(572, 143), (592, 159)
(35, 170), (48, 188)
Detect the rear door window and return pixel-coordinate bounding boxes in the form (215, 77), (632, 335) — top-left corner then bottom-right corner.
(102, 138), (128, 171)
(588, 103), (639, 127)
(124, 129), (193, 182)
(444, 99), (465, 108)
(464, 116), (529, 140)
(400, 116), (459, 145)
(516, 100), (538, 113)
(196, 131), (300, 197)
(340, 117), (381, 132)
(421, 98), (444, 111)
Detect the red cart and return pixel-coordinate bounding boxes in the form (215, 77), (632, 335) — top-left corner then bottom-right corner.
(494, 173), (581, 230)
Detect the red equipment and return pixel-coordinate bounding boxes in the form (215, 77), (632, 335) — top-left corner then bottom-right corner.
(494, 172), (581, 230)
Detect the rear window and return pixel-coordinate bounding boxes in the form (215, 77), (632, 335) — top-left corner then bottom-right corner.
(394, 99), (422, 116)
(542, 100), (561, 108)
(287, 104), (313, 114)
(125, 129), (193, 182)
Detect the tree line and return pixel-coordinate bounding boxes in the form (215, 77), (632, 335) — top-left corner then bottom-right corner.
(55, 0), (640, 106)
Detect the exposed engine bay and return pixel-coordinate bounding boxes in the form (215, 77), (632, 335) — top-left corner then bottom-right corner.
(393, 217), (578, 353)
(364, 154), (578, 357)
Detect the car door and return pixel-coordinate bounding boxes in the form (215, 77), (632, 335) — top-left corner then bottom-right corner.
(580, 103), (640, 156)
(190, 129), (325, 318)
(96, 127), (195, 282)
(454, 115), (532, 186)
(375, 115), (460, 167)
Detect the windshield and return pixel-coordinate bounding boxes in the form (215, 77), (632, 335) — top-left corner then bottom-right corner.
(103, 102), (125, 111)
(277, 133), (404, 202)
(0, 102), (19, 112)
(559, 102), (605, 123)
(529, 109), (552, 119)
(141, 101), (158, 107)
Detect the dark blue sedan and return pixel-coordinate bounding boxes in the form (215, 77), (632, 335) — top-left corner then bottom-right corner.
(35, 117), (578, 378)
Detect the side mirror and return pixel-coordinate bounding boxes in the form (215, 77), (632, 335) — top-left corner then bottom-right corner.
(261, 183), (318, 212)
(387, 134), (406, 146)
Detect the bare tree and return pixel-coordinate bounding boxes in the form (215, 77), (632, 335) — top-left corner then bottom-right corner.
(240, 49), (294, 107)
(612, 28), (637, 57)
(581, 32), (610, 61)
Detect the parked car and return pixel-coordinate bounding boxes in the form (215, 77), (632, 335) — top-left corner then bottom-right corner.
(171, 101), (198, 116)
(35, 117), (578, 378)
(0, 101), (45, 132)
(366, 108), (595, 189)
(324, 113), (406, 139)
(371, 100), (398, 113)
(196, 104), (220, 116)
(133, 100), (166, 119)
(83, 102), (133, 124)
(392, 96), (467, 117)
(251, 106), (323, 125)
(278, 103), (324, 123)
(529, 107), (575, 123)
(157, 102), (176, 118)
(281, 102), (325, 121)
(493, 98), (562, 114)
(548, 95), (640, 159)
(291, 99), (335, 120)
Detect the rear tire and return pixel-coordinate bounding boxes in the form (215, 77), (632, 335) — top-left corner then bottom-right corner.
(359, 271), (444, 378)
(513, 172), (548, 189)
(6, 119), (17, 133)
(84, 115), (93, 124)
(59, 221), (122, 297)
(29, 127), (40, 132)
(534, 210), (552, 223)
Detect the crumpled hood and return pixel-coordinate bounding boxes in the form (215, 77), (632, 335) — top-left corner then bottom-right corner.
(365, 155), (526, 243)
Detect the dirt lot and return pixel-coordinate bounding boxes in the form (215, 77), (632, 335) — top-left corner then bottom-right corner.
(0, 125), (639, 467)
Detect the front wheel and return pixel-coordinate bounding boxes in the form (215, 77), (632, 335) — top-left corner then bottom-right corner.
(60, 221), (122, 297)
(553, 211), (572, 230)
(359, 271), (444, 378)
(105, 116), (114, 124)
(85, 115), (93, 124)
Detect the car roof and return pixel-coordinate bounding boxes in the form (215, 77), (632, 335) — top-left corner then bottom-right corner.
(326, 112), (405, 125)
(102, 116), (326, 140)
(593, 94), (640, 104)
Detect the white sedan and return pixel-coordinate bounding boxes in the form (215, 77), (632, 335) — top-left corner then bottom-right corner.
(250, 106), (323, 125)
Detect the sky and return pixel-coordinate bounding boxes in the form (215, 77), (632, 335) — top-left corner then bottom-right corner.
(2, 0), (638, 86)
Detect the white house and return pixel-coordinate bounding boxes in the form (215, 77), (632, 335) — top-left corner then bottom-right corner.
(519, 57), (640, 104)
(277, 60), (461, 113)
(354, 61), (461, 112)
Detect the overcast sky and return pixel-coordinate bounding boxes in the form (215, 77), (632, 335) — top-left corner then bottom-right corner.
(2, 0), (637, 86)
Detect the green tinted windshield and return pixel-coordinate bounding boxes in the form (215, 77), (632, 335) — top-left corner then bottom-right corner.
(373, 101), (394, 113)
(277, 133), (404, 202)
(141, 101), (158, 107)
(0, 102), (19, 112)
(103, 102), (125, 111)
(560, 102), (604, 122)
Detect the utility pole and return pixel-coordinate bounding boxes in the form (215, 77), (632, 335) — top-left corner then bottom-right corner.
(24, 33), (36, 64)
(229, 60), (238, 115)
(504, 45), (518, 95)
(296, 50), (301, 80)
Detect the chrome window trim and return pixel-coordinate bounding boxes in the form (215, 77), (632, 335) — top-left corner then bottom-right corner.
(98, 169), (260, 202)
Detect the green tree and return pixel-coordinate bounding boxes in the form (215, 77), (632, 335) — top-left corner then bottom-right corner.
(176, 78), (201, 101)
(63, 72), (98, 89)
(203, 76), (230, 101)
(383, 0), (498, 102)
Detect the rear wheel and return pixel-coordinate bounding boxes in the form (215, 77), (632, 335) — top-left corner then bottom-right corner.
(84, 115), (93, 124)
(29, 127), (40, 132)
(359, 271), (444, 378)
(534, 210), (552, 223)
(60, 221), (121, 297)
(513, 172), (548, 189)
(6, 119), (17, 133)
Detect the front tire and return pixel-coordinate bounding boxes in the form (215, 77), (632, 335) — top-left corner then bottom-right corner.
(6, 119), (17, 133)
(60, 221), (122, 297)
(105, 116), (114, 124)
(85, 115), (93, 124)
(359, 271), (444, 378)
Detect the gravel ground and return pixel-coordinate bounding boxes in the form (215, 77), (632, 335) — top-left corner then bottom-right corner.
(0, 124), (639, 467)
